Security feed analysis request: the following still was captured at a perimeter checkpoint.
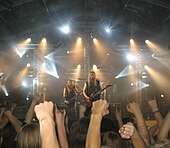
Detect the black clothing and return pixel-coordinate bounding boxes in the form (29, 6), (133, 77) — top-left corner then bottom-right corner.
(85, 79), (101, 100)
(64, 86), (76, 107)
(84, 79), (101, 117)
(64, 86), (78, 120)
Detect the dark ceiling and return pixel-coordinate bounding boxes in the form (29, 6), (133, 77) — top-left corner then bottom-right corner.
(0, 0), (170, 103)
(0, 0), (170, 43)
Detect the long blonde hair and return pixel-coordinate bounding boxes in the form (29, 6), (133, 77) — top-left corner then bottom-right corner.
(67, 80), (75, 93)
(17, 123), (41, 148)
(88, 71), (97, 87)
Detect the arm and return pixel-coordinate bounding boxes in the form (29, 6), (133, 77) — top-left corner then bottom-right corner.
(4, 110), (22, 133)
(86, 100), (109, 148)
(127, 102), (150, 146)
(148, 97), (163, 127)
(55, 106), (69, 148)
(24, 94), (42, 124)
(63, 87), (69, 104)
(157, 110), (170, 141)
(34, 101), (60, 148)
(115, 110), (123, 128)
(83, 83), (90, 104)
(119, 123), (147, 148)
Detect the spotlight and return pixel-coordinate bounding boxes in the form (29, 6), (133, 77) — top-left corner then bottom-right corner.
(130, 39), (134, 44)
(145, 40), (150, 44)
(27, 63), (31, 67)
(146, 84), (150, 87)
(42, 38), (47, 43)
(105, 28), (111, 33)
(22, 81), (27, 87)
(161, 94), (164, 98)
(61, 25), (70, 34)
(93, 38), (97, 43)
(77, 37), (82, 45)
(26, 38), (31, 43)
(152, 53), (157, 58)
(129, 65), (133, 69)
(144, 65), (148, 69)
(93, 64), (97, 70)
(126, 54), (136, 62)
(77, 64), (81, 69)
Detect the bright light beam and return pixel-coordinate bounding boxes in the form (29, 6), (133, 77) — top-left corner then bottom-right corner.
(0, 85), (9, 96)
(45, 60), (59, 78)
(115, 66), (135, 79)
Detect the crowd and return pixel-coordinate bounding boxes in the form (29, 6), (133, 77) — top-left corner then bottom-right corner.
(0, 94), (169, 148)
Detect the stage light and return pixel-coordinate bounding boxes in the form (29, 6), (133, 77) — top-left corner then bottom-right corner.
(129, 65), (133, 69)
(26, 38), (31, 43)
(41, 38), (46, 43)
(93, 38), (97, 43)
(22, 81), (27, 87)
(27, 63), (31, 67)
(126, 54), (136, 61)
(107, 53), (110, 56)
(115, 66), (130, 79)
(105, 28), (111, 33)
(77, 37), (82, 45)
(77, 64), (81, 69)
(93, 64), (97, 70)
(161, 94), (164, 98)
(145, 40), (150, 44)
(146, 84), (150, 87)
(1, 85), (9, 96)
(61, 25), (70, 34)
(130, 39), (134, 44)
(44, 60), (59, 78)
(144, 65), (149, 69)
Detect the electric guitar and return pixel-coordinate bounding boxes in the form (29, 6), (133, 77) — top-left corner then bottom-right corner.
(65, 90), (83, 106)
(85, 84), (113, 107)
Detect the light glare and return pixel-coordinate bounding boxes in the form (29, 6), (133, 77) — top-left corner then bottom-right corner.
(61, 25), (70, 34)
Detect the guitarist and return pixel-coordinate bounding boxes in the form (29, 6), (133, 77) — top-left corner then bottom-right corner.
(63, 80), (79, 119)
(83, 71), (102, 117)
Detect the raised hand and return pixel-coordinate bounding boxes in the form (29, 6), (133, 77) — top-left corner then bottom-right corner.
(55, 104), (66, 126)
(91, 100), (109, 117)
(34, 101), (54, 122)
(147, 97), (158, 112)
(126, 102), (141, 115)
(119, 122), (135, 139)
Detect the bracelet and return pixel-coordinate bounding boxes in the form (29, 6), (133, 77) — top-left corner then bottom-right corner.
(152, 110), (159, 114)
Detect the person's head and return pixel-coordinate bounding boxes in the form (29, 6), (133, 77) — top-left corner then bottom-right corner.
(69, 117), (90, 148)
(102, 131), (122, 148)
(89, 71), (96, 80)
(67, 80), (73, 88)
(17, 123), (41, 148)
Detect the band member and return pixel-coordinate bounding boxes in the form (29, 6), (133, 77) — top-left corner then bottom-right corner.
(83, 71), (102, 117)
(63, 80), (79, 119)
